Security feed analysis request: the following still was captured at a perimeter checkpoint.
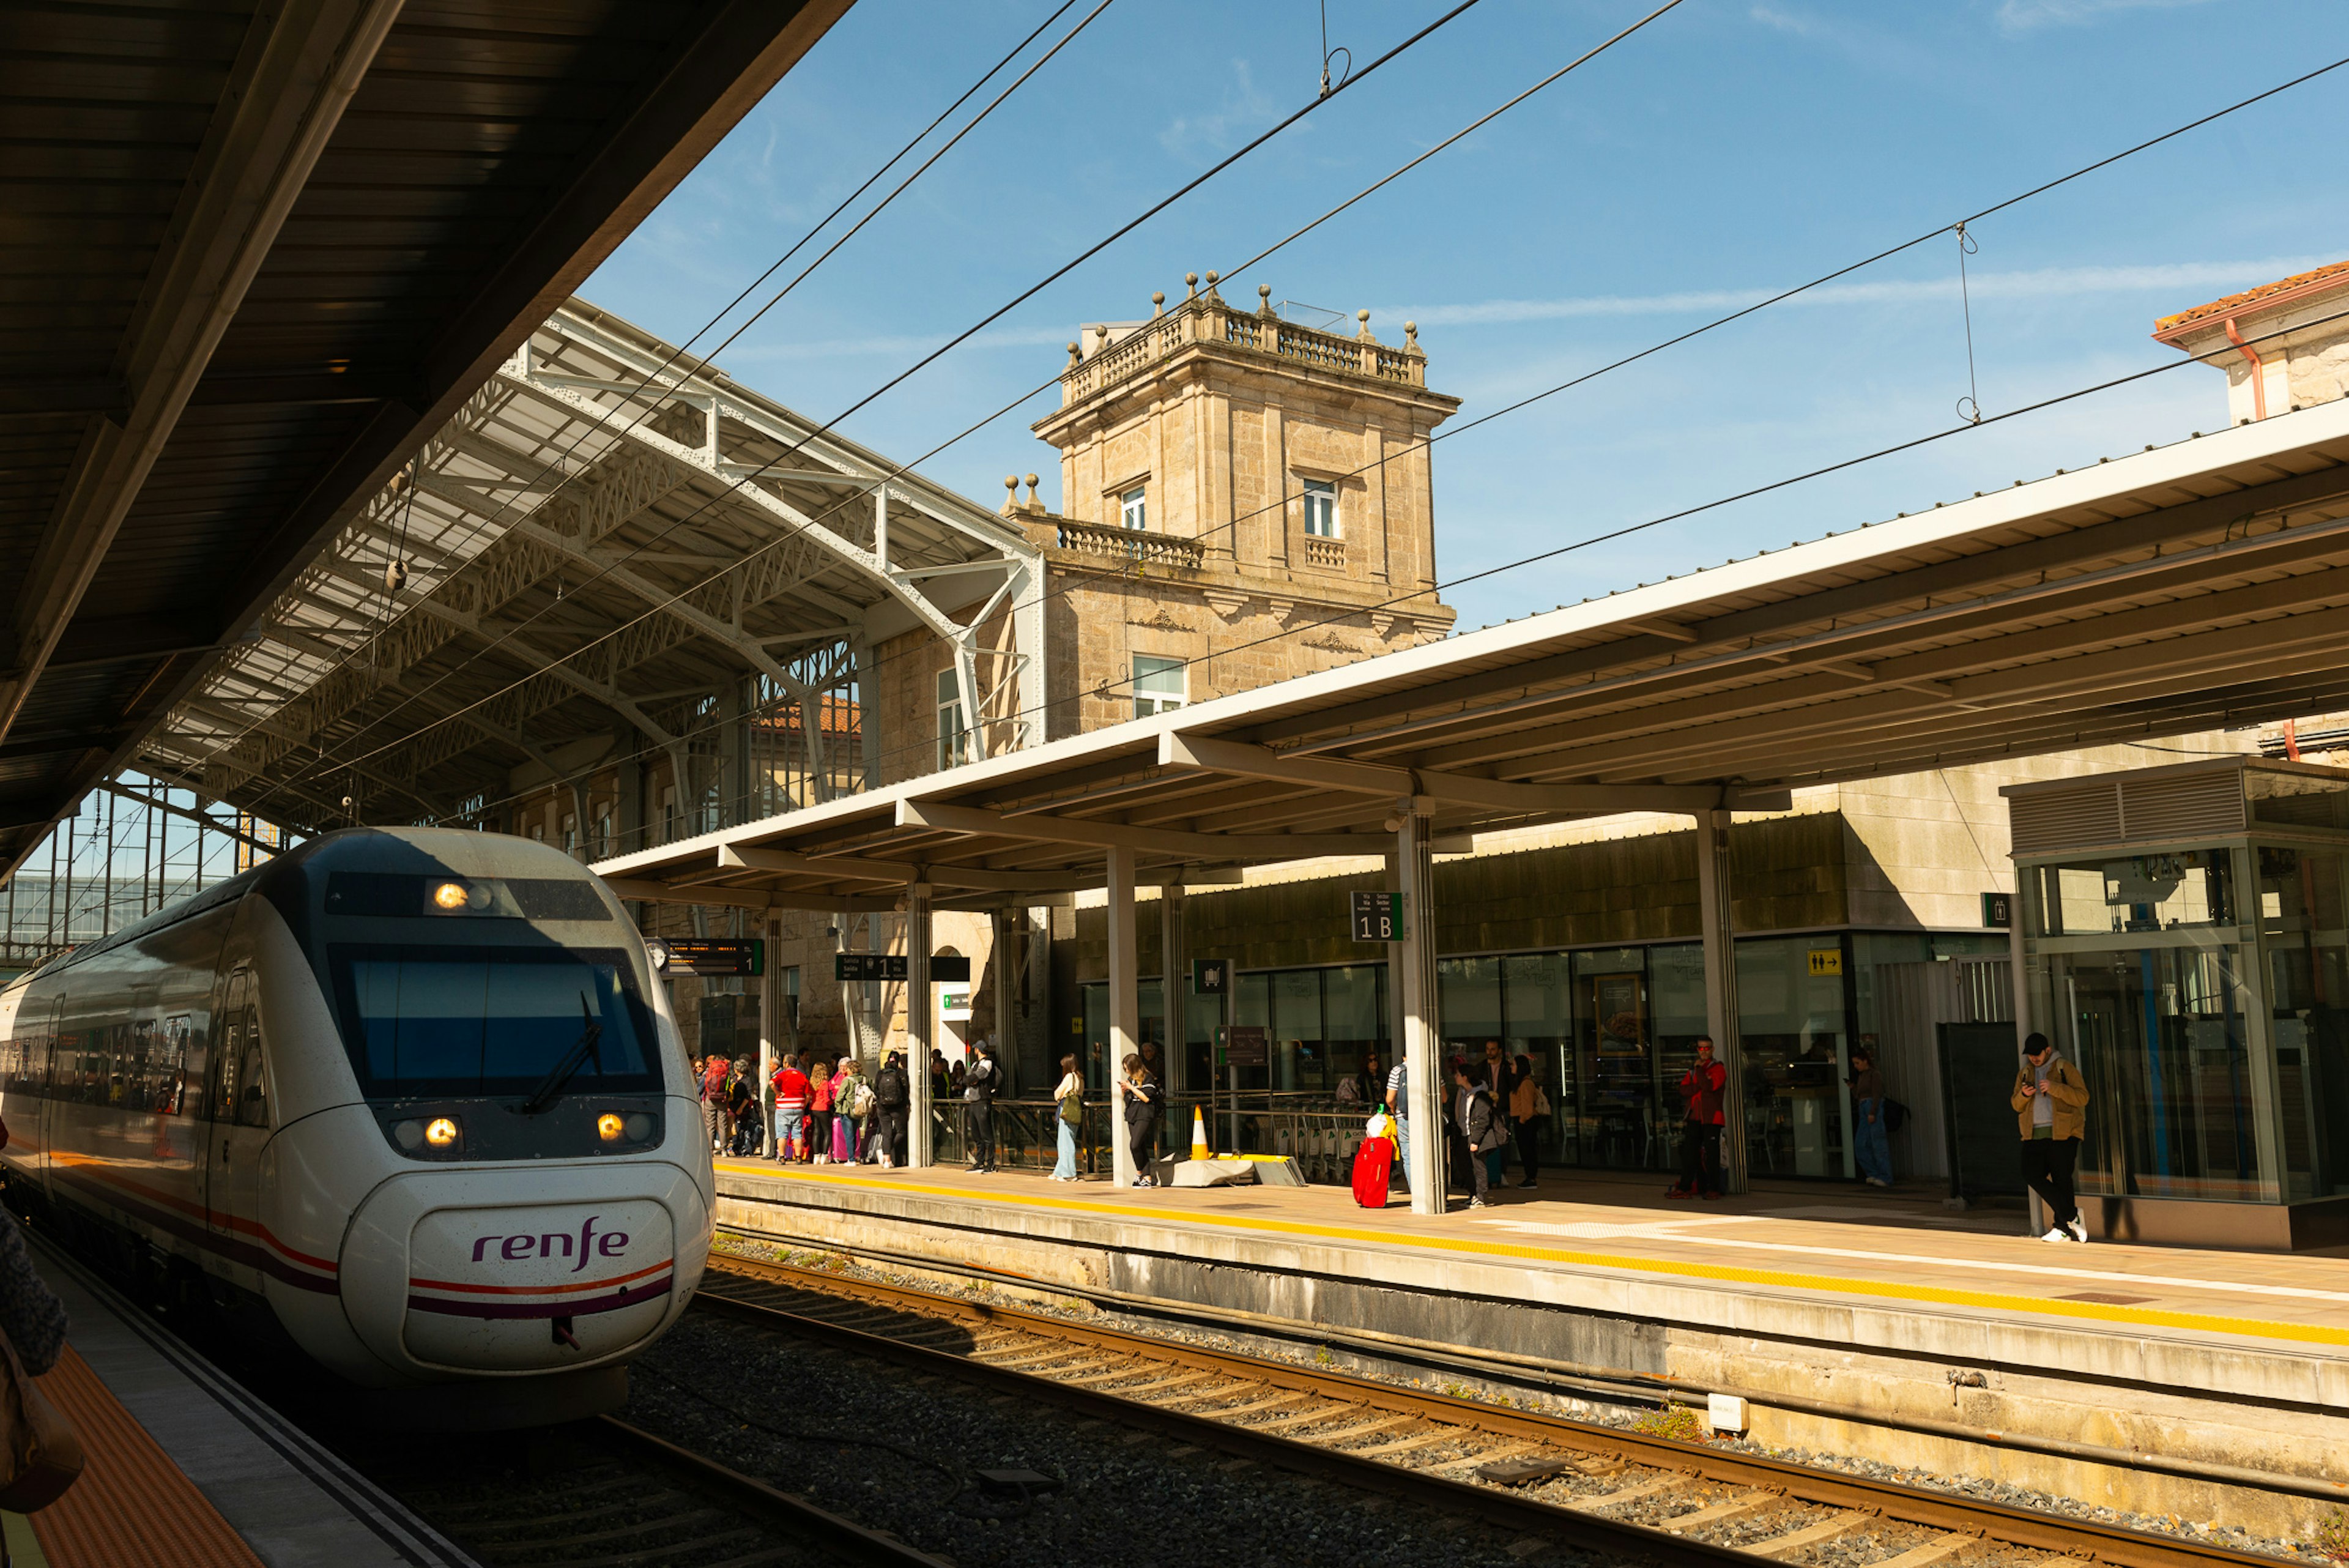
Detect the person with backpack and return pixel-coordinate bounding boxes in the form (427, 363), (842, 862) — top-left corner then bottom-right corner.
(1850, 1043), (1893, 1189)
(872, 1051), (910, 1168)
(1118, 1052), (1163, 1187)
(725, 1057), (757, 1156)
(830, 1057), (863, 1164)
(1051, 1055), (1084, 1181)
(770, 1052), (810, 1161)
(1450, 1057), (1503, 1209)
(962, 1044), (999, 1172)
(1507, 1052), (1549, 1189)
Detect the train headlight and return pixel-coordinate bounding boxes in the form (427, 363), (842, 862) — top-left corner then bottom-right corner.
(424, 1117), (461, 1148)
(393, 1119), (425, 1151)
(431, 880), (469, 910)
(623, 1113), (654, 1142)
(596, 1112), (625, 1143)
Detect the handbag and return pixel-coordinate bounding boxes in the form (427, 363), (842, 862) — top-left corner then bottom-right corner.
(1058, 1094), (1082, 1128)
(0, 1330), (83, 1512)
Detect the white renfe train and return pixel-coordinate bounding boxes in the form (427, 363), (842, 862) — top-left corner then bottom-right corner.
(0, 827), (710, 1427)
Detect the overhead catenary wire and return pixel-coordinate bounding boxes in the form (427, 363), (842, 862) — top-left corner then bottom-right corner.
(240, 47), (2349, 822)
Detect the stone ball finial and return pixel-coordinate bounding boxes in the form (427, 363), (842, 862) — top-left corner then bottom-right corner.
(1204, 271), (1219, 285)
(1004, 475), (1018, 491)
(1260, 283), (1272, 300)
(1151, 290), (1165, 313)
(1358, 309), (1370, 322)
(1025, 472), (1039, 488)
(1066, 340), (1081, 367)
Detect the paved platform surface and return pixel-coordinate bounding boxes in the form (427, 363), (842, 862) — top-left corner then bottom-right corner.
(714, 1157), (2349, 1359)
(14, 1238), (471, 1568)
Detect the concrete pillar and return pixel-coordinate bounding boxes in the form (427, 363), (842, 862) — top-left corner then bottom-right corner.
(757, 910), (778, 1157)
(908, 882), (933, 1167)
(1395, 809), (1445, 1216)
(1107, 845), (1140, 1187)
(2008, 872), (2043, 1235)
(1694, 808), (1747, 1195)
(1160, 879), (1186, 1096)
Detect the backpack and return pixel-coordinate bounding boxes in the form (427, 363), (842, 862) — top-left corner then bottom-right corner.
(1883, 1098), (1909, 1134)
(963, 1057), (995, 1101)
(874, 1066), (908, 1109)
(850, 1082), (875, 1118)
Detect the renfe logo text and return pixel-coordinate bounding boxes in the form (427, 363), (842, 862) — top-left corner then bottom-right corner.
(470, 1214), (629, 1272)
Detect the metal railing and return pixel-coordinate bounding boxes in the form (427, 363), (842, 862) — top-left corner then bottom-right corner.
(922, 1091), (1387, 1185)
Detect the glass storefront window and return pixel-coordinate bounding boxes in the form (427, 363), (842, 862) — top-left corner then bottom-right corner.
(1736, 936), (1852, 1178)
(1502, 953), (1572, 1164)
(2248, 769), (2349, 833)
(1649, 943), (1709, 1169)
(2257, 845), (2349, 1199)
(1323, 965), (1386, 1097)
(1271, 968), (1323, 1091)
(1572, 948), (1653, 1170)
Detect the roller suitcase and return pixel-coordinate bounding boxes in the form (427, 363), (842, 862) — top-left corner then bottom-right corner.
(1351, 1137), (1394, 1208)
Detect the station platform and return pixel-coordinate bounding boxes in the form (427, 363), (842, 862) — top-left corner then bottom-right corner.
(711, 1156), (2349, 1539)
(12, 1237), (470, 1568)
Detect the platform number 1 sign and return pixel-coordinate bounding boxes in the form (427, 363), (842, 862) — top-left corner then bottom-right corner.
(1351, 890), (1402, 942)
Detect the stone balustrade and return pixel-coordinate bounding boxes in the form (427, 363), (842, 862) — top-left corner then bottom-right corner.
(1059, 274), (1426, 406)
(1053, 517), (1206, 570)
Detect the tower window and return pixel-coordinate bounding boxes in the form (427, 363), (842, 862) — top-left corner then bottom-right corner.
(1132, 655), (1186, 718)
(937, 668), (970, 769)
(1301, 478), (1339, 538)
(1120, 486), (1147, 531)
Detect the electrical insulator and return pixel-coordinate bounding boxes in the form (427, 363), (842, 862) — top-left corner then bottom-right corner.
(384, 559), (408, 593)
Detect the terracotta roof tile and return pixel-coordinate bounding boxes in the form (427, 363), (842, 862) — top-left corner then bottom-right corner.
(2156, 259), (2349, 335)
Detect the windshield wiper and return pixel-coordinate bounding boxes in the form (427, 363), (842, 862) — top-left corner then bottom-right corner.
(519, 994), (603, 1115)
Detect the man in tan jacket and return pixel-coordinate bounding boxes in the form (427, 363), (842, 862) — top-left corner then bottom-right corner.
(2013, 1032), (2091, 1243)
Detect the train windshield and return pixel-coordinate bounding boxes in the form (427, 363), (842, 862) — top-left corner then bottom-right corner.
(327, 945), (659, 1098)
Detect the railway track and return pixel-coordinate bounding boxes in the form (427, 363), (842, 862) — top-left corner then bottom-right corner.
(698, 1250), (2289, 1568)
(332, 1411), (954, 1568)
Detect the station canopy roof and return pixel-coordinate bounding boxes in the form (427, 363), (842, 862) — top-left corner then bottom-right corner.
(137, 302), (1039, 828)
(0, 0), (855, 874)
(596, 398), (2349, 911)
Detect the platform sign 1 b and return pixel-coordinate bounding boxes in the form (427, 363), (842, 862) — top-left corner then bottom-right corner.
(835, 953), (908, 983)
(1192, 957), (1230, 995)
(1350, 890), (1402, 942)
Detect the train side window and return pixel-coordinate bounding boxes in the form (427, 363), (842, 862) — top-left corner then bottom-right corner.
(161, 1016), (193, 1116)
(235, 1005), (269, 1129)
(210, 971), (251, 1122)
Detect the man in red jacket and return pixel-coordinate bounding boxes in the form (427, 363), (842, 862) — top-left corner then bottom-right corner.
(1668, 1036), (1727, 1200)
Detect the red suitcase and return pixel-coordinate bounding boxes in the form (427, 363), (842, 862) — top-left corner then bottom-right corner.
(1351, 1137), (1394, 1208)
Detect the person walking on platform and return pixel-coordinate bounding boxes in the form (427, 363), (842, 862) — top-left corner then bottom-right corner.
(770, 1053), (810, 1161)
(1508, 1053), (1548, 1189)
(2014, 1032), (2091, 1242)
(1668, 1036), (1727, 1199)
(1450, 1058), (1502, 1209)
(1479, 1040), (1512, 1189)
(963, 1042), (999, 1172)
(1119, 1052), (1163, 1186)
(872, 1050), (910, 1168)
(1384, 1058), (1412, 1194)
(1850, 1044), (1893, 1188)
(1052, 1055), (1085, 1180)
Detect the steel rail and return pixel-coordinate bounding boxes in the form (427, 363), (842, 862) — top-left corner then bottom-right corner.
(700, 1252), (2293, 1568)
(596, 1414), (954, 1567)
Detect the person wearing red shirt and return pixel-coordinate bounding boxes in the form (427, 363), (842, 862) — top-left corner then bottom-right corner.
(770, 1054), (811, 1161)
(1668, 1036), (1728, 1200)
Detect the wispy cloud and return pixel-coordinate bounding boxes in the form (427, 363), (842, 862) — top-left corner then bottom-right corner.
(1993, 0), (2219, 34)
(1159, 58), (1278, 160)
(1382, 256), (2340, 329)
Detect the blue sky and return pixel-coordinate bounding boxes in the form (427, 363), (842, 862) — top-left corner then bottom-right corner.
(585, 0), (2348, 635)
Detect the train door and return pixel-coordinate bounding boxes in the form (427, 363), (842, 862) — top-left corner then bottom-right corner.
(204, 968), (270, 1250)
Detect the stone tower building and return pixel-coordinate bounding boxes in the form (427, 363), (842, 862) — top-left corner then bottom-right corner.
(1006, 273), (1460, 740)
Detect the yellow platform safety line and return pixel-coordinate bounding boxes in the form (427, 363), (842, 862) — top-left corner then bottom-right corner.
(713, 1159), (2349, 1351)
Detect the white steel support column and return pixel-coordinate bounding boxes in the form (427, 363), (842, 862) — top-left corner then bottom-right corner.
(1396, 809), (1446, 1216)
(1107, 846), (1140, 1189)
(757, 910), (778, 1157)
(993, 905), (1020, 1093)
(1160, 880), (1186, 1096)
(908, 882), (934, 1167)
(2008, 874), (2044, 1236)
(1694, 809), (1747, 1195)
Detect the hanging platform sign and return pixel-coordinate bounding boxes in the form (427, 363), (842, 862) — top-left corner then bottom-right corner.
(836, 953), (907, 983)
(664, 938), (762, 976)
